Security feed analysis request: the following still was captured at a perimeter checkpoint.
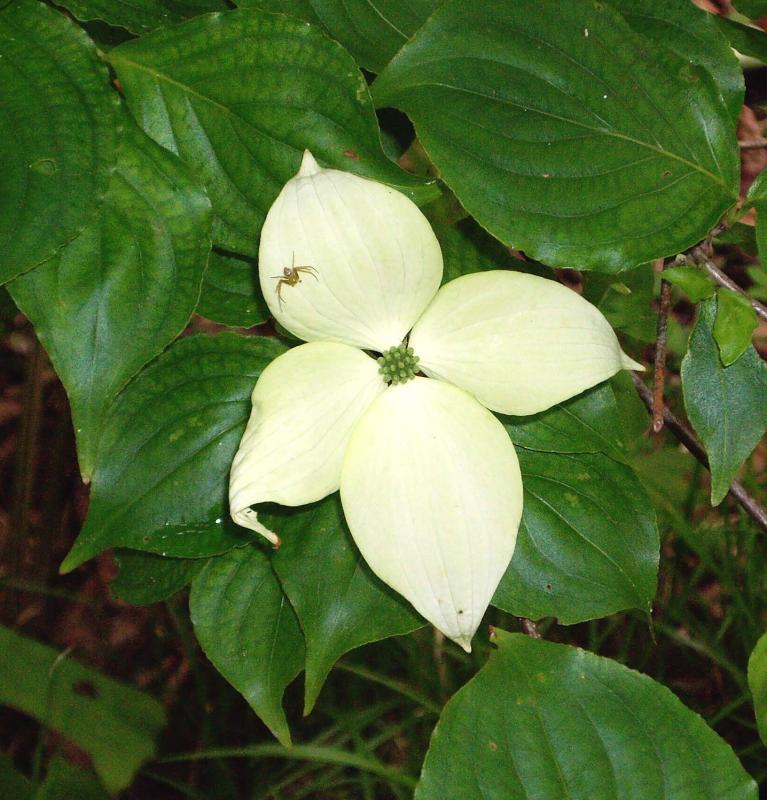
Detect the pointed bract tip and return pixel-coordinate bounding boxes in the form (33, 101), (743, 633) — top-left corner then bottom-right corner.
(621, 352), (645, 372)
(452, 634), (473, 653)
(232, 508), (281, 547)
(298, 150), (322, 177)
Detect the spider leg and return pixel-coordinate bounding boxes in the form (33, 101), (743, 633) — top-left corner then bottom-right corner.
(297, 266), (319, 281)
(276, 280), (285, 308)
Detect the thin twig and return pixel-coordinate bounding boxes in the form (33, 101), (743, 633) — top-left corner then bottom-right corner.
(740, 138), (767, 150)
(691, 246), (767, 324)
(520, 619), (542, 639)
(653, 259), (671, 433)
(632, 374), (767, 534)
(6, 337), (45, 596)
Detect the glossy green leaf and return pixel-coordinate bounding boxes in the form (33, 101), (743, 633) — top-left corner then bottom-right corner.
(0, 1), (120, 281)
(714, 288), (758, 366)
(112, 550), (205, 604)
(34, 758), (109, 800)
(108, 9), (437, 257)
(54, 0), (226, 34)
(190, 545), (304, 745)
(748, 631), (767, 746)
(607, 0), (744, 125)
(197, 252), (269, 328)
(61, 334), (287, 572)
(240, 0), (442, 72)
(681, 299), (767, 505)
(270, 495), (424, 713)
(0, 626), (164, 794)
(663, 266), (717, 302)
(502, 382), (627, 463)
(493, 449), (659, 624)
(373, 0), (739, 272)
(747, 168), (767, 206)
(416, 630), (757, 800)
(0, 755), (32, 800)
(9, 123), (212, 480)
(715, 17), (767, 65)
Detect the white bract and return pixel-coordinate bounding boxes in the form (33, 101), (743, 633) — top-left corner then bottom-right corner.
(230, 151), (641, 651)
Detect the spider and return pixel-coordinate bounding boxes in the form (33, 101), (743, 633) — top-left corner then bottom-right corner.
(271, 252), (318, 307)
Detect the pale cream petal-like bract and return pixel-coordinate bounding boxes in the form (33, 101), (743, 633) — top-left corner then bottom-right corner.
(259, 151), (442, 351)
(340, 377), (523, 651)
(230, 341), (385, 545)
(410, 271), (642, 416)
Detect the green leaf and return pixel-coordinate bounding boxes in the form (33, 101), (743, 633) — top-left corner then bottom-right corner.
(239, 0), (443, 72)
(435, 219), (551, 285)
(61, 334), (287, 572)
(607, 0), (744, 125)
(373, 0), (739, 272)
(748, 631), (767, 746)
(0, 1), (120, 281)
(716, 222), (758, 257)
(416, 630), (757, 800)
(582, 265), (657, 343)
(610, 370), (651, 449)
(715, 17), (767, 66)
(9, 122), (212, 480)
(190, 545), (304, 745)
(53, 0), (227, 34)
(270, 495), (424, 713)
(663, 266), (717, 302)
(34, 758), (110, 800)
(112, 550), (205, 604)
(196, 252), (269, 328)
(745, 172), (767, 270)
(108, 8), (438, 257)
(681, 299), (767, 505)
(502, 382), (627, 463)
(0, 754), (32, 800)
(493, 450), (659, 624)
(747, 264), (767, 301)
(734, 1), (767, 20)
(0, 625), (165, 794)
(714, 288), (758, 366)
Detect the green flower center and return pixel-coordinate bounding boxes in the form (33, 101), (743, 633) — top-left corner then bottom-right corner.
(378, 344), (420, 385)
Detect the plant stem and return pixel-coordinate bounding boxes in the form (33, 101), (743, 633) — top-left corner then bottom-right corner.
(739, 138), (767, 150)
(520, 618), (542, 639)
(653, 258), (672, 434)
(156, 744), (418, 789)
(335, 662), (442, 715)
(7, 336), (45, 596)
(631, 374), (767, 534)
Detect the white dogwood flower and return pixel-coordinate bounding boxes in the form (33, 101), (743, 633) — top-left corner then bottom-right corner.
(229, 151), (641, 651)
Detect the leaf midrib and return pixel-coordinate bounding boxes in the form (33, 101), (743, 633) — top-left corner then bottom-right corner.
(108, 51), (376, 163)
(388, 75), (729, 190)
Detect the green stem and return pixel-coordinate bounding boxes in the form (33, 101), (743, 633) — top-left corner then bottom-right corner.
(335, 661), (442, 715)
(157, 744), (417, 789)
